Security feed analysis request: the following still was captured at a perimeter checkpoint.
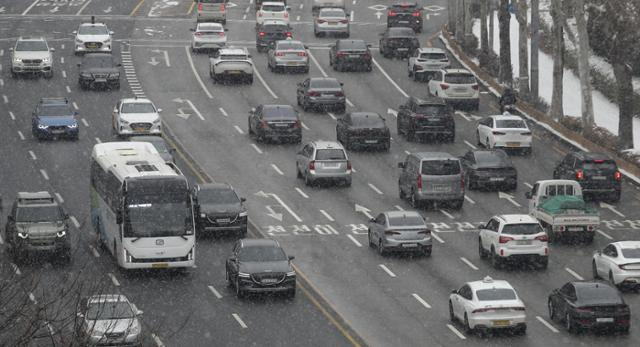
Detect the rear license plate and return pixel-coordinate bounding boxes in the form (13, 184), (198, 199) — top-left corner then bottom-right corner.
(286, 62), (297, 65)
(328, 22), (337, 25)
(322, 93), (334, 97)
(322, 163), (340, 168)
(274, 123), (289, 127)
(95, 78), (107, 83)
(516, 240), (531, 245)
(454, 87), (467, 92)
(217, 218), (231, 223)
(365, 140), (378, 144)
(262, 278), (278, 283)
(568, 227), (583, 231)
(427, 118), (441, 122)
(402, 243), (418, 248)
(506, 142), (520, 147)
(134, 128), (146, 132)
(492, 320), (510, 326)
(592, 176), (606, 180)
(433, 185), (451, 192)
(152, 263), (169, 268)
(596, 317), (614, 323)
(228, 71), (241, 74)
(490, 177), (505, 182)
(399, 21), (409, 23)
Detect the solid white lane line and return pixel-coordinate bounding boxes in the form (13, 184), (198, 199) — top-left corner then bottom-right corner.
(108, 273), (121, 286)
(219, 107), (228, 117)
(431, 233), (445, 244)
(29, 293), (37, 304)
(271, 164), (284, 175)
(394, 205), (404, 211)
(447, 324), (466, 339)
(208, 285), (223, 299)
(184, 99), (205, 121)
(95, 137), (102, 143)
(54, 193), (64, 203)
(66, 86), (71, 93)
(253, 66), (279, 99)
(296, 15), (300, 21)
(81, 118), (89, 127)
(232, 314), (248, 328)
(295, 187), (309, 198)
(320, 209), (334, 222)
(89, 245), (100, 258)
(565, 267), (584, 280)
(0, 49), (3, 56)
(371, 58), (409, 98)
(327, 112), (337, 120)
(60, 44), (64, 50)
(234, 125), (244, 134)
(9, 111), (15, 120)
(464, 195), (476, 204)
(536, 316), (559, 333)
(251, 144), (262, 154)
(597, 229), (613, 240)
(368, 183), (383, 195)
(347, 234), (362, 247)
(463, 140), (477, 149)
(70, 216), (80, 228)
(72, 102), (79, 110)
(460, 257), (478, 270)
(378, 264), (396, 277)
(439, 209), (455, 219)
(307, 51), (328, 77)
(62, 70), (67, 78)
(40, 169), (49, 181)
(23, 0), (40, 15)
(17, 131), (25, 140)
(299, 3), (303, 9)
(184, 46), (214, 99)
(0, 78), (4, 86)
(524, 182), (533, 189)
(152, 334), (165, 347)
(411, 293), (431, 309)
(29, 150), (37, 160)
(11, 263), (21, 275)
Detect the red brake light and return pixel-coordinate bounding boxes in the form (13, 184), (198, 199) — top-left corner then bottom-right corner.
(260, 120), (269, 129)
(471, 84), (479, 90)
(472, 308), (493, 313)
(385, 230), (401, 235)
(219, 32), (225, 37)
(492, 131), (506, 135)
(335, 91), (344, 97)
(575, 307), (593, 313)
(363, 52), (371, 59)
(198, 3), (203, 11)
(336, 52), (346, 57)
(275, 52), (285, 56)
(576, 170), (584, 180)
(412, 11), (421, 17)
(535, 234), (549, 242)
(309, 161), (315, 171)
(499, 236), (514, 243)
(284, 12), (289, 18)
(293, 120), (301, 128)
(220, 4), (225, 11)
(593, 159), (605, 163)
(259, 31), (266, 37)
(461, 175), (465, 190)
(308, 91), (320, 97)
(318, 19), (326, 24)
(615, 171), (622, 180)
(347, 161), (352, 170)
(195, 32), (203, 36)
(417, 174), (422, 190)
(286, 32), (292, 37)
(298, 51), (307, 57)
(440, 83), (449, 90)
(388, 10), (397, 16)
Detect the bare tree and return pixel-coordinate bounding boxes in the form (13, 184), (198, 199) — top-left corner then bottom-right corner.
(516, 0), (530, 97)
(456, 0), (465, 42)
(480, 0), (489, 54)
(498, 0), (513, 84)
(489, 0), (495, 50)
(550, 0), (565, 120)
(448, 0), (457, 34)
(530, 0), (540, 100)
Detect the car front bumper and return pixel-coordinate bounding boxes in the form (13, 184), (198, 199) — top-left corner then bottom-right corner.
(33, 126), (79, 139)
(238, 278), (296, 293)
(12, 63), (52, 74)
(198, 215), (247, 233)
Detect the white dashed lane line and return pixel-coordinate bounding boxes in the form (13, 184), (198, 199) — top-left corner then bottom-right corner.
(446, 324), (466, 340)
(233, 125), (244, 134)
(29, 293), (37, 304)
(368, 183), (383, 195)
(89, 245), (100, 258)
(301, 122), (310, 130)
(565, 267), (584, 280)
(40, 169), (49, 181)
(66, 86), (71, 93)
(70, 216), (80, 228)
(464, 195), (476, 204)
(62, 70), (67, 78)
(232, 313), (248, 328)
(463, 140), (477, 149)
(378, 264), (396, 278)
(439, 209), (455, 219)
(208, 285), (223, 299)
(72, 102), (79, 110)
(295, 187), (309, 199)
(431, 232), (444, 244)
(95, 137), (102, 143)
(2, 94), (7, 103)
(108, 273), (121, 286)
(9, 111), (15, 120)
(597, 229), (613, 240)
(460, 257), (478, 270)
(319, 209), (334, 222)
(152, 334), (166, 347)
(54, 193), (64, 203)
(394, 205), (404, 211)
(347, 234), (362, 247)
(251, 143), (263, 154)
(536, 316), (559, 333)
(28, 150), (37, 160)
(271, 164), (284, 175)
(219, 107), (228, 117)
(411, 293), (431, 309)
(81, 118), (89, 127)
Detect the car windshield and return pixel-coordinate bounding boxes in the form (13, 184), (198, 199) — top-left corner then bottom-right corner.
(621, 248), (640, 258)
(415, 105), (447, 115)
(475, 151), (511, 166)
(310, 79), (341, 89)
(421, 160), (460, 175)
(15, 41), (48, 51)
(78, 26), (109, 35)
(16, 206), (62, 223)
(476, 288), (517, 301)
(320, 9), (345, 17)
(86, 302), (134, 320)
(495, 119), (526, 128)
(352, 115), (384, 127)
(238, 245), (287, 262)
(582, 161), (617, 171)
(502, 223), (542, 235)
(198, 188), (239, 204)
(40, 104), (73, 117)
(577, 285), (622, 303)
(277, 42), (304, 50)
(444, 73), (475, 84)
(316, 149), (346, 160)
(262, 4), (285, 11)
(122, 102), (156, 113)
(421, 53), (447, 60)
(387, 215), (424, 227)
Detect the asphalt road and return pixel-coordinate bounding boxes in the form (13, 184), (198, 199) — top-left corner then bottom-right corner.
(3, 0), (640, 346)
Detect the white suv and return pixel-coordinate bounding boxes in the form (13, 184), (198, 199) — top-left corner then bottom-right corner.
(478, 214), (548, 269)
(73, 17), (113, 55)
(10, 37), (54, 78)
(428, 68), (480, 110)
(112, 98), (162, 137)
(257, 2), (290, 26)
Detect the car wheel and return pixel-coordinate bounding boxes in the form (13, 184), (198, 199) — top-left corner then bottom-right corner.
(368, 230), (374, 248)
(302, 100), (310, 112)
(248, 119), (253, 135)
(478, 239), (487, 259)
(235, 277), (245, 298)
(467, 174), (476, 190)
(383, 140), (391, 151)
(398, 184), (405, 199)
(592, 261), (600, 279)
(336, 104), (346, 114)
(296, 163), (303, 179)
(247, 76), (254, 84)
(609, 190), (621, 203)
(286, 288), (296, 299)
(344, 177), (352, 187)
(410, 191), (421, 209)
(412, 68), (420, 82)
(45, 70), (53, 79)
(450, 199), (463, 210)
(463, 313), (472, 334)
(449, 301), (456, 322)
(537, 257), (548, 270)
(366, 64), (372, 72)
(239, 227), (247, 239)
(408, 64), (413, 77)
(304, 171), (313, 186)
(490, 248), (501, 269)
(377, 239), (386, 256)
(565, 312), (576, 333)
(609, 271), (616, 285)
(406, 129), (415, 142)
(548, 299), (557, 321)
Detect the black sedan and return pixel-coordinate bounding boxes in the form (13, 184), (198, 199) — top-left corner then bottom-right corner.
(460, 149), (517, 191)
(248, 104), (302, 143)
(379, 27), (419, 59)
(192, 183), (248, 237)
(77, 53), (120, 90)
(336, 112), (390, 151)
(226, 239), (296, 298)
(296, 77), (346, 113)
(329, 39), (372, 72)
(548, 281), (630, 334)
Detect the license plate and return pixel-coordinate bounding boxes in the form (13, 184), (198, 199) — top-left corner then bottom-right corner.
(427, 118), (441, 122)
(365, 140), (378, 144)
(516, 240), (532, 245)
(402, 243), (418, 248)
(95, 78), (107, 83)
(228, 71), (241, 74)
(506, 142), (520, 147)
(397, 48), (409, 51)
(274, 123), (289, 127)
(152, 263), (169, 268)
(87, 44), (97, 48)
(349, 54), (360, 58)
(592, 176), (606, 180)
(568, 227), (583, 231)
(216, 218), (231, 223)
(492, 320), (510, 326)
(596, 317), (614, 323)
(454, 87), (467, 92)
(262, 278), (278, 283)
(51, 130), (65, 134)
(328, 22), (337, 25)
(287, 62), (297, 66)
(322, 163), (340, 168)
(399, 21), (409, 23)
(322, 93), (334, 97)
(490, 177), (505, 181)
(133, 128), (146, 132)
(433, 185), (451, 192)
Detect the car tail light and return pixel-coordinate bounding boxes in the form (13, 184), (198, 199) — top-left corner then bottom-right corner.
(576, 170), (584, 180)
(615, 171), (622, 180)
(363, 52), (371, 59)
(492, 131), (506, 135)
(275, 52), (285, 56)
(619, 264), (631, 270)
(385, 230), (401, 235)
(309, 160), (315, 171)
(336, 51), (346, 57)
(593, 159), (605, 163)
(335, 91), (344, 97)
(195, 32), (203, 36)
(284, 12), (289, 18)
(298, 51), (307, 57)
(286, 32), (292, 37)
(575, 307), (593, 313)
(293, 120), (301, 128)
(318, 19), (326, 24)
(417, 174), (422, 190)
(259, 31), (266, 37)
(388, 10), (397, 16)
(418, 230), (431, 235)
(471, 84), (479, 90)
(412, 11), (421, 17)
(440, 83), (449, 90)
(347, 161), (352, 171)
(340, 19), (348, 24)
(587, 225), (595, 231)
(556, 225), (566, 232)
(308, 91), (320, 97)
(260, 120), (269, 129)
(521, 131), (532, 135)
(544, 247), (549, 255)
(499, 236), (514, 243)
(219, 32), (225, 37)
(461, 175), (465, 190)
(220, 3), (225, 11)
(535, 234), (548, 242)
(258, 11), (263, 17)
(198, 3), (203, 11)
(472, 308), (494, 313)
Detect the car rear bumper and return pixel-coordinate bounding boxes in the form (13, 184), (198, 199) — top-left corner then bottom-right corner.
(315, 25), (349, 34)
(192, 41), (226, 49)
(308, 171), (352, 182)
(79, 77), (120, 87)
(499, 252), (548, 261)
(197, 12), (226, 22)
(572, 315), (630, 330)
(415, 191), (464, 202)
(12, 65), (52, 73)
(262, 130), (302, 141)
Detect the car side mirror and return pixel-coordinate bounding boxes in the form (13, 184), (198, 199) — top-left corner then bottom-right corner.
(451, 289), (457, 294)
(157, 108), (163, 113)
(190, 28), (195, 32)
(248, 54), (252, 58)
(369, 218), (375, 223)
(286, 6), (291, 11)
(240, 197), (246, 202)
(72, 31), (77, 34)
(50, 48), (55, 52)
(367, 44), (372, 48)
(397, 162), (404, 169)
(288, 255), (295, 261)
(477, 223), (485, 229)
(304, 45), (309, 49)
(524, 191), (532, 199)
(9, 48), (13, 52)
(109, 31), (115, 35)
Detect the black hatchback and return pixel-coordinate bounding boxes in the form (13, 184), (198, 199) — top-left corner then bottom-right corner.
(248, 104), (302, 143)
(387, 2), (423, 33)
(553, 151), (621, 202)
(379, 27), (419, 59)
(329, 39), (372, 72)
(336, 112), (390, 151)
(460, 149), (517, 191)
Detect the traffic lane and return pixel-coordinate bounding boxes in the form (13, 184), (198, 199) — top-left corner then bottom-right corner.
(74, 0), (145, 16)
(19, 0), (103, 16)
(0, 0), (34, 15)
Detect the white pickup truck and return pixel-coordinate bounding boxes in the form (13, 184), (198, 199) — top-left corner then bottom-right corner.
(525, 179), (600, 243)
(209, 47), (254, 84)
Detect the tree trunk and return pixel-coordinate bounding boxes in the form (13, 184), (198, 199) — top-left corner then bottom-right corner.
(550, 0), (564, 121)
(613, 61), (634, 149)
(456, 0), (465, 42)
(530, 0), (540, 100)
(498, 0), (513, 84)
(448, 0), (457, 33)
(480, 1), (489, 53)
(573, 0), (594, 128)
(489, 1), (495, 51)
(516, 0), (530, 98)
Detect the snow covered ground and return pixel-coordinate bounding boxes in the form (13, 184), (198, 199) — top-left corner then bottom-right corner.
(471, 12), (640, 149)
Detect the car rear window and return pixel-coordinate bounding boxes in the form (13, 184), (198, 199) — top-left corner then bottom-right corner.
(199, 0), (225, 3)
(220, 54), (248, 60)
(310, 79), (341, 89)
(263, 106), (297, 119)
(262, 4), (285, 11)
(421, 53), (447, 60)
(577, 285), (622, 303)
(495, 119), (526, 128)
(476, 288), (517, 301)
(474, 151), (511, 166)
(352, 114), (384, 127)
(316, 149), (346, 160)
(320, 9), (345, 17)
(444, 73), (475, 84)
(421, 160), (460, 175)
(387, 215), (424, 227)
(277, 42), (304, 50)
(582, 161), (617, 171)
(501, 223), (542, 235)
(339, 41), (367, 50)
(621, 248), (640, 258)
(414, 104), (447, 115)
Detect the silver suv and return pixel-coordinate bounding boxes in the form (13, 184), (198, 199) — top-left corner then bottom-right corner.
(10, 37), (54, 78)
(296, 141), (352, 186)
(398, 152), (465, 209)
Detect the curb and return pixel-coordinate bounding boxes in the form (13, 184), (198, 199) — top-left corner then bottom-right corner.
(438, 27), (640, 186)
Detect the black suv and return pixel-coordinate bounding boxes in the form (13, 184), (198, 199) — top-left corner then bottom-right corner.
(387, 2), (423, 33)
(553, 151), (622, 201)
(397, 96), (455, 142)
(226, 239), (296, 298)
(248, 104), (302, 143)
(379, 27), (419, 59)
(256, 20), (291, 52)
(460, 149), (517, 191)
(329, 39), (372, 72)
(193, 183), (248, 237)
(336, 112), (390, 151)
(77, 53), (121, 90)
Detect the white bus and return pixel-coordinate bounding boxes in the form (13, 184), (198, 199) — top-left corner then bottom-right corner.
(90, 142), (195, 269)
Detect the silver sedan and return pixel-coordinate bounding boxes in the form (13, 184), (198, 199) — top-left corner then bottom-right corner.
(367, 211), (432, 256)
(314, 8), (349, 37)
(267, 39), (309, 73)
(191, 22), (228, 52)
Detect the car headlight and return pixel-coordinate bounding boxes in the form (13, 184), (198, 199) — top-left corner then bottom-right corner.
(80, 72), (92, 78)
(104, 39), (111, 44)
(56, 230), (66, 238)
(286, 271), (296, 277)
(14, 58), (21, 63)
(18, 231), (29, 239)
(238, 272), (251, 278)
(120, 119), (129, 125)
(152, 118), (161, 124)
(37, 124), (48, 129)
(200, 213), (206, 218)
(124, 248), (132, 263)
(91, 328), (104, 338)
(128, 322), (141, 336)
(68, 123), (78, 129)
(108, 73), (119, 79)
(42, 57), (50, 63)
(239, 211), (248, 217)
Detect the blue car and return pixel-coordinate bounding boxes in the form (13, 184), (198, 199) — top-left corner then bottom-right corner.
(31, 98), (79, 140)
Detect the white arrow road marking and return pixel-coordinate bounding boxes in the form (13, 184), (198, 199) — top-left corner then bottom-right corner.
(148, 56), (160, 66)
(254, 191), (303, 222)
(151, 49), (171, 67)
(355, 204), (373, 219)
(347, 234), (362, 247)
(375, 11), (382, 20)
(387, 108), (397, 117)
(498, 191), (521, 207)
(378, 264), (396, 277)
(265, 205), (283, 221)
(412, 293), (431, 309)
(103, 6), (112, 13)
(176, 108), (191, 119)
(599, 202), (625, 217)
(50, 6), (60, 13)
